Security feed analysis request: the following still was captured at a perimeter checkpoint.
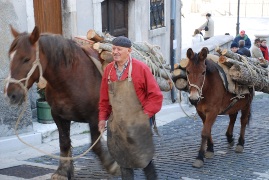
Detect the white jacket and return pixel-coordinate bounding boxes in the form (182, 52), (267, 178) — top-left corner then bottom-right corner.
(192, 34), (204, 45)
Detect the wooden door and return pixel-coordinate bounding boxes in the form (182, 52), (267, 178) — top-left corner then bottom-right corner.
(33, 0), (62, 34)
(102, 0), (128, 37)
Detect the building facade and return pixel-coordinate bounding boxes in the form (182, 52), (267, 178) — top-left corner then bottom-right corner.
(0, 0), (182, 139)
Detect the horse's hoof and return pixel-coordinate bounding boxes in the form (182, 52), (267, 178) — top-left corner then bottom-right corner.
(192, 159), (204, 168)
(108, 161), (121, 176)
(228, 140), (235, 147)
(205, 151), (214, 159)
(235, 145), (244, 153)
(51, 173), (71, 180)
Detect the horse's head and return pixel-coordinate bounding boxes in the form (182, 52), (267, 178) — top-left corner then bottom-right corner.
(186, 47), (208, 105)
(4, 25), (41, 105)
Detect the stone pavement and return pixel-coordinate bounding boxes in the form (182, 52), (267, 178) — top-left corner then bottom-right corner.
(0, 93), (269, 180)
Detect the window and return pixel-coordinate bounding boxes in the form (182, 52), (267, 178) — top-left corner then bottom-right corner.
(150, 0), (165, 30)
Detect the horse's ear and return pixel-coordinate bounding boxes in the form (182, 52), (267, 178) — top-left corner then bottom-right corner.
(199, 47), (208, 61)
(186, 48), (194, 59)
(29, 26), (40, 44)
(10, 25), (20, 38)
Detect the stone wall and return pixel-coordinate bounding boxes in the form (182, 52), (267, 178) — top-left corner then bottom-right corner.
(0, 1), (33, 137)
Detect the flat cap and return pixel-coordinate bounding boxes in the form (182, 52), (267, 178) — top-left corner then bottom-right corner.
(112, 36), (132, 48)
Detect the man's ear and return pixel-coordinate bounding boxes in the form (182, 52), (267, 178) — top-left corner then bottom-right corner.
(128, 48), (132, 53)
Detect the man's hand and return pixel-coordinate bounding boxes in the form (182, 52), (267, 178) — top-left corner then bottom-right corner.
(98, 120), (106, 133)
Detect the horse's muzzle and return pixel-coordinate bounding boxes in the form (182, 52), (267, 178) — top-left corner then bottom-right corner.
(189, 97), (200, 106)
(5, 85), (25, 105)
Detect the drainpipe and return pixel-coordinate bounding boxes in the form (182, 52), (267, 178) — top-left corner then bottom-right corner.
(236, 0), (240, 35)
(170, 0), (177, 103)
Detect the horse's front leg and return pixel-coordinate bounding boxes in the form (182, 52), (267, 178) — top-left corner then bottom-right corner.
(226, 112), (238, 147)
(51, 116), (73, 180)
(235, 108), (251, 153)
(193, 112), (217, 168)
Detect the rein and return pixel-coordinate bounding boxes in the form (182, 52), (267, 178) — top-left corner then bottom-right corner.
(6, 42), (102, 160)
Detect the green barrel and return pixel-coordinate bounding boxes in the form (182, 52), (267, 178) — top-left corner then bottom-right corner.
(36, 99), (54, 124)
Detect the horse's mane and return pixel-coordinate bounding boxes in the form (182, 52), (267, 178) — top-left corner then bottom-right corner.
(205, 59), (218, 74)
(192, 53), (218, 74)
(39, 34), (81, 68)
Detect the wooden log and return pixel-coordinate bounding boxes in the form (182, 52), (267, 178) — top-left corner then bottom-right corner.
(221, 49), (241, 61)
(229, 64), (269, 93)
(172, 69), (187, 82)
(132, 42), (165, 64)
(101, 61), (110, 72)
(100, 51), (113, 63)
(219, 55), (269, 76)
(73, 36), (95, 46)
(215, 46), (222, 55)
(179, 58), (189, 69)
(93, 42), (112, 53)
(155, 77), (172, 92)
(86, 29), (104, 42)
(207, 54), (219, 63)
(175, 78), (188, 91)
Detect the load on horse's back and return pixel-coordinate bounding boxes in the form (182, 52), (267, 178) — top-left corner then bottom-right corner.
(4, 26), (120, 179)
(185, 47), (253, 168)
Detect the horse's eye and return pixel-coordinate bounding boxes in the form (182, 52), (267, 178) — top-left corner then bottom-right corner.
(23, 58), (30, 63)
(202, 71), (206, 75)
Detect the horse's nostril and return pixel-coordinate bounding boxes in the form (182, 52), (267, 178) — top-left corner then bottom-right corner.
(11, 94), (16, 100)
(189, 98), (199, 105)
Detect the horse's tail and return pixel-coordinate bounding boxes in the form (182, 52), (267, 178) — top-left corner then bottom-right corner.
(247, 87), (255, 126)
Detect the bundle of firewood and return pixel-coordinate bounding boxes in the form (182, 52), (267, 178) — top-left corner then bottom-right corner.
(74, 29), (172, 92)
(215, 47), (269, 93)
(172, 47), (269, 94)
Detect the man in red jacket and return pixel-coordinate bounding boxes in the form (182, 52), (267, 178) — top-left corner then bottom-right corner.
(98, 36), (163, 180)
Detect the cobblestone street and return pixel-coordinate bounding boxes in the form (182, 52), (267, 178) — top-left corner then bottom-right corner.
(5, 93), (267, 180)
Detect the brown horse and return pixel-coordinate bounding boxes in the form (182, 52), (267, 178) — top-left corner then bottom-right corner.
(186, 47), (253, 168)
(4, 26), (120, 179)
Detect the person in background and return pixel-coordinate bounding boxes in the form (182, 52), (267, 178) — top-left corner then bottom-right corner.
(198, 13), (214, 40)
(259, 39), (269, 61)
(251, 38), (264, 60)
(233, 30), (251, 49)
(192, 29), (204, 45)
(230, 42), (239, 53)
(98, 36), (163, 180)
(238, 40), (251, 57)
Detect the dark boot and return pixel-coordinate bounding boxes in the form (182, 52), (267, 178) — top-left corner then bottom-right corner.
(120, 167), (134, 180)
(143, 161), (158, 180)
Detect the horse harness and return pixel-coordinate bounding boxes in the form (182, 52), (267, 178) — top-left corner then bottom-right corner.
(5, 42), (43, 97)
(187, 61), (246, 115)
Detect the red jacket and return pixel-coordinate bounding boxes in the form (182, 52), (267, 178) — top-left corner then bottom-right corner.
(98, 58), (163, 121)
(260, 45), (269, 61)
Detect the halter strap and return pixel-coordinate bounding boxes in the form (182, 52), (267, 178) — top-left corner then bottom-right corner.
(186, 71), (206, 100)
(5, 42), (44, 97)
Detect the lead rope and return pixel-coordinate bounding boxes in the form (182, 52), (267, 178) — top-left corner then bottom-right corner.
(5, 43), (102, 160)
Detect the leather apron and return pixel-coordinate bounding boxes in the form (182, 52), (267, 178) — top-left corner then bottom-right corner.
(107, 59), (154, 168)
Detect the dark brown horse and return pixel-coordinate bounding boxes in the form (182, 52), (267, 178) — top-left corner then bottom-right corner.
(4, 26), (120, 179)
(186, 47), (253, 168)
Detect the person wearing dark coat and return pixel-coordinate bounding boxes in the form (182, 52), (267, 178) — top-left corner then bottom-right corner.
(237, 40), (251, 57)
(233, 30), (251, 49)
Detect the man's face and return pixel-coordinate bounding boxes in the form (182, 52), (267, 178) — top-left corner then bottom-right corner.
(231, 47), (238, 53)
(240, 33), (245, 37)
(112, 45), (132, 63)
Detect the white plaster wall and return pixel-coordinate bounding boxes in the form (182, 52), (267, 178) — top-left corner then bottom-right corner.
(76, 0), (94, 36)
